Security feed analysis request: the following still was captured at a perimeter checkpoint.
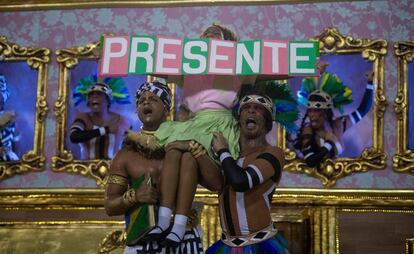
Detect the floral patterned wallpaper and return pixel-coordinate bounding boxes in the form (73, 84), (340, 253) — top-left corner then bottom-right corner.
(0, 0), (413, 188)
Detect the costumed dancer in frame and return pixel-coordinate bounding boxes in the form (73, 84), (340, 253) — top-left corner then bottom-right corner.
(294, 61), (374, 166)
(70, 74), (131, 160)
(105, 80), (205, 254)
(0, 74), (19, 161)
(206, 81), (298, 254)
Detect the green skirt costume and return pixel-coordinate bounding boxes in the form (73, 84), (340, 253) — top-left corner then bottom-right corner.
(155, 109), (240, 160)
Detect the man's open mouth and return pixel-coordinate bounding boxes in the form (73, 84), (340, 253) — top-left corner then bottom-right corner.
(246, 118), (257, 129)
(143, 107), (153, 115)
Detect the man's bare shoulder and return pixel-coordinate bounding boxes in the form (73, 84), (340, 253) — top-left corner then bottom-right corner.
(73, 112), (90, 122)
(109, 148), (136, 175)
(264, 146), (285, 165)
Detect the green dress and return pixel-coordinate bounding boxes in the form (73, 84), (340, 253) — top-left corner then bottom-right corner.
(155, 109), (240, 161)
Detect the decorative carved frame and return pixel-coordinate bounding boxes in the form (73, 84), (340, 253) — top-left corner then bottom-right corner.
(0, 36), (49, 181)
(393, 41), (414, 175)
(51, 40), (176, 188)
(51, 40), (109, 187)
(281, 27), (387, 187)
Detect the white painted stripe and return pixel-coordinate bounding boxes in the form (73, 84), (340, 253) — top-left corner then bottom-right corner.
(246, 171), (253, 188)
(249, 164), (263, 184)
(218, 200), (228, 234)
(350, 114), (357, 125)
(89, 137), (96, 159)
(356, 110), (362, 121)
(237, 157), (245, 167)
(263, 183), (276, 210)
(108, 134), (115, 159)
(70, 124), (84, 131)
(323, 142), (333, 151)
(98, 126), (106, 136)
(219, 152), (232, 162)
(304, 152), (314, 159)
(335, 141), (343, 155)
(236, 192), (249, 235)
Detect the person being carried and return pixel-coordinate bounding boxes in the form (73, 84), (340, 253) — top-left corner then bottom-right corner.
(206, 82), (296, 254)
(294, 61), (374, 166)
(143, 23), (243, 248)
(70, 75), (131, 160)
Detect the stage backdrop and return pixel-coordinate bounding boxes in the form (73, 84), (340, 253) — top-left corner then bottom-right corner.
(0, 0), (413, 188)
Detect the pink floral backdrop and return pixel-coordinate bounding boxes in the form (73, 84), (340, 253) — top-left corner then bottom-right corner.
(0, 0), (413, 188)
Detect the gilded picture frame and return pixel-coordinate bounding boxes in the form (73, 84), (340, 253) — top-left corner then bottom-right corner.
(51, 40), (110, 187)
(51, 39), (175, 188)
(0, 36), (49, 182)
(393, 41), (414, 175)
(281, 27), (387, 187)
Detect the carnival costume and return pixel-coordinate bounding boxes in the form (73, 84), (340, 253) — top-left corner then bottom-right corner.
(155, 75), (242, 161)
(122, 81), (204, 254)
(0, 74), (19, 161)
(70, 74), (131, 160)
(206, 81), (297, 254)
(296, 71), (373, 164)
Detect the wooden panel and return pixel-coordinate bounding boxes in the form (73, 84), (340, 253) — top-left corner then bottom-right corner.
(0, 223), (124, 254)
(338, 211), (414, 254)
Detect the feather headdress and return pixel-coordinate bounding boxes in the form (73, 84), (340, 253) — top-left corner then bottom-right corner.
(297, 72), (353, 114)
(233, 81), (300, 132)
(72, 73), (131, 107)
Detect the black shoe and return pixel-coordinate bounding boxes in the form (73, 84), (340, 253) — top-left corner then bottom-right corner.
(160, 232), (182, 248)
(141, 226), (170, 242)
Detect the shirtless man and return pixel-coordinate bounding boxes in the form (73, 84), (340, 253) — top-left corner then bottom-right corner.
(104, 80), (204, 254)
(208, 88), (290, 253)
(70, 83), (130, 160)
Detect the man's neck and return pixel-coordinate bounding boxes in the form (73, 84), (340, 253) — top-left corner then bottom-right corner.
(92, 110), (110, 120)
(141, 124), (161, 132)
(239, 136), (268, 155)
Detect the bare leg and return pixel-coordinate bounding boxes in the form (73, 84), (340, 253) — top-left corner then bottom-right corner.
(175, 152), (199, 215)
(197, 155), (223, 192)
(160, 149), (182, 208)
(146, 149), (182, 238)
(164, 152), (198, 245)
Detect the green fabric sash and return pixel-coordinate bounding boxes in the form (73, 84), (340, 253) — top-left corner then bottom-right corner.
(125, 176), (156, 246)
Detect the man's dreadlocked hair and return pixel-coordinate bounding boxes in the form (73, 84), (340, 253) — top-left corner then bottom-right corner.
(200, 23), (240, 42)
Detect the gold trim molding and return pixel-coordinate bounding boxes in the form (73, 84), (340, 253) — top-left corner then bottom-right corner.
(407, 237), (414, 254)
(1, 188), (414, 208)
(393, 41), (414, 175)
(282, 27), (387, 187)
(0, 36), (49, 182)
(0, 0), (366, 11)
(1, 188), (413, 253)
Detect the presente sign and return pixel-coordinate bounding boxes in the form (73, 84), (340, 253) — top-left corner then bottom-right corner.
(98, 35), (318, 77)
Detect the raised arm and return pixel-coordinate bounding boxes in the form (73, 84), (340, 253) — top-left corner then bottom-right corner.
(343, 71), (374, 130)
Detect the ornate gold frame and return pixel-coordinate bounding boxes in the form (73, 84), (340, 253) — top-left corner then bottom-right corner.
(393, 41), (414, 175)
(0, 36), (49, 182)
(281, 27), (387, 187)
(51, 40), (107, 187)
(51, 40), (176, 188)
